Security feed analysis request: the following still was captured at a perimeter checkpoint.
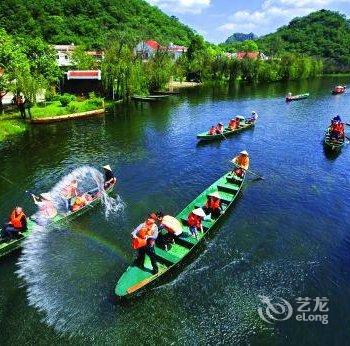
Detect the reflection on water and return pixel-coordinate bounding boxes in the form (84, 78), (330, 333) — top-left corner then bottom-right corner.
(1, 76), (350, 344)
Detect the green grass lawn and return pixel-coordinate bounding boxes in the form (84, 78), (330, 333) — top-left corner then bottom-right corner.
(0, 119), (27, 141)
(31, 99), (104, 119)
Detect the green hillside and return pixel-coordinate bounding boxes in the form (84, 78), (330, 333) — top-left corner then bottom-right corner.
(0, 0), (195, 48)
(257, 10), (350, 71)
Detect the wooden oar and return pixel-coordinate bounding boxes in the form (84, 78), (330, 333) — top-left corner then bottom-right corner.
(230, 160), (264, 180)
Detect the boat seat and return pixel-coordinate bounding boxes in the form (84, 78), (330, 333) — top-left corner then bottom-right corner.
(206, 191), (233, 203)
(226, 174), (243, 184)
(154, 247), (181, 266)
(217, 183), (239, 193)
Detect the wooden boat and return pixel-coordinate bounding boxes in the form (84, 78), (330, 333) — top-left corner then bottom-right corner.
(0, 182), (115, 259)
(115, 169), (248, 298)
(285, 93), (309, 102)
(197, 121), (256, 141)
(324, 128), (345, 151)
(332, 86), (346, 95)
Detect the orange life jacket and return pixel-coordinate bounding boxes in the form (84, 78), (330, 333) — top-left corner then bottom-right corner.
(209, 127), (216, 135)
(131, 223), (155, 249)
(187, 213), (201, 228)
(235, 155), (250, 170)
(206, 197), (221, 210)
(10, 210), (26, 229)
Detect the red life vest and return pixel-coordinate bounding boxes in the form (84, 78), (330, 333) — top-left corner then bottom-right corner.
(187, 213), (201, 228)
(228, 120), (237, 129)
(206, 197), (221, 210)
(209, 127), (216, 135)
(131, 221), (155, 249)
(10, 210), (25, 229)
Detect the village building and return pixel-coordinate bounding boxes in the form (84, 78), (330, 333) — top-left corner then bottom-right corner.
(135, 40), (188, 60)
(60, 70), (102, 95)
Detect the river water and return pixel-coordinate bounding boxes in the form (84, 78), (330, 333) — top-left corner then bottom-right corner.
(0, 77), (350, 345)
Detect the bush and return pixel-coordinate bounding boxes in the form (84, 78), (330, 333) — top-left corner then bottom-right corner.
(87, 97), (104, 108)
(59, 93), (76, 107)
(67, 102), (79, 113)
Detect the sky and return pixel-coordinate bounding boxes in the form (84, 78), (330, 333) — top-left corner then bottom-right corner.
(146, 0), (350, 43)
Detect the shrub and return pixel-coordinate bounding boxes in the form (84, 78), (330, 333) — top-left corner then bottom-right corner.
(87, 97), (104, 108)
(59, 93), (76, 107)
(67, 102), (79, 113)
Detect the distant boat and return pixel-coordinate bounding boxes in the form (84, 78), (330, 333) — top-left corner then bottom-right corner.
(332, 85), (346, 95)
(285, 93), (310, 102)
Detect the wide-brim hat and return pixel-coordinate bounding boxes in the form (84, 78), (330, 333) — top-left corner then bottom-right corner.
(192, 208), (206, 218)
(208, 191), (221, 199)
(103, 165), (112, 171)
(240, 150), (249, 156)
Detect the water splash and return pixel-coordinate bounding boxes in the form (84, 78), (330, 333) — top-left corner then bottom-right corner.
(16, 166), (127, 337)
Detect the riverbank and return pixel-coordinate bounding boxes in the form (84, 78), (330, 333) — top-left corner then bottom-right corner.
(0, 118), (27, 141)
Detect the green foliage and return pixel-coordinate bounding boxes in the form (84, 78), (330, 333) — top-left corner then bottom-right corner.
(257, 10), (350, 71)
(71, 46), (96, 70)
(59, 93), (76, 107)
(0, 0), (195, 49)
(239, 40), (259, 52)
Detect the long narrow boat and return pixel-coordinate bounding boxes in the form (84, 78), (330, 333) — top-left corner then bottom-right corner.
(115, 168), (248, 299)
(324, 128), (345, 151)
(285, 93), (309, 102)
(197, 121), (256, 141)
(0, 182), (116, 259)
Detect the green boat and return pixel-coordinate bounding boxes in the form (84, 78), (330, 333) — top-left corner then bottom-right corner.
(0, 183), (115, 259)
(115, 169), (248, 298)
(285, 93), (309, 102)
(197, 121), (256, 141)
(324, 128), (345, 151)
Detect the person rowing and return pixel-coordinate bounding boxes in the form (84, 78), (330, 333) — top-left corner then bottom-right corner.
(231, 150), (250, 177)
(103, 165), (117, 189)
(1, 207), (27, 240)
(131, 217), (159, 274)
(151, 212), (183, 251)
(32, 192), (57, 219)
(71, 193), (94, 212)
(246, 111), (258, 124)
(203, 191), (223, 219)
(330, 115), (345, 140)
(208, 126), (216, 136)
(187, 208), (206, 239)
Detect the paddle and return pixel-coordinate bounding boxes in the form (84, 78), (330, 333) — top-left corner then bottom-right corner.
(230, 160), (264, 181)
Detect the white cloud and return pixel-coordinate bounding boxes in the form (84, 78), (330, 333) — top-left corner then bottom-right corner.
(147, 0), (211, 14)
(218, 0), (348, 35)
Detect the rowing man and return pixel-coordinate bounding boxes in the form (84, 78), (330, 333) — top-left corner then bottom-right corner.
(231, 151), (250, 177)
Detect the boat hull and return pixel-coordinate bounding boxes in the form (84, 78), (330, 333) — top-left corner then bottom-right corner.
(286, 93), (309, 102)
(197, 122), (255, 141)
(324, 129), (345, 151)
(0, 183), (115, 259)
(115, 170), (247, 299)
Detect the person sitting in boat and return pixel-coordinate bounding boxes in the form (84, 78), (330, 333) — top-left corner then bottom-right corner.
(228, 118), (238, 130)
(152, 212), (183, 251)
(71, 193), (94, 212)
(62, 179), (79, 211)
(203, 192), (223, 219)
(103, 165), (117, 189)
(246, 111), (258, 124)
(231, 151), (250, 177)
(208, 126), (216, 135)
(32, 193), (57, 219)
(1, 207), (27, 240)
(187, 208), (205, 239)
(215, 123), (224, 134)
(330, 116), (344, 140)
(131, 217), (159, 274)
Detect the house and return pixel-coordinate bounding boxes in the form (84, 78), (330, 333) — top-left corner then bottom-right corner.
(234, 51), (269, 60)
(53, 44), (104, 67)
(135, 40), (188, 60)
(60, 70), (102, 95)
(54, 44), (76, 67)
(167, 43), (188, 60)
(135, 40), (162, 60)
